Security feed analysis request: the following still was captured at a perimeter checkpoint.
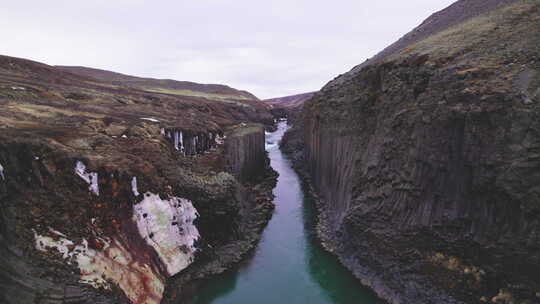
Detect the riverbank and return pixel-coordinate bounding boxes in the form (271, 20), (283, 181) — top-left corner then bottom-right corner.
(163, 130), (278, 303)
(178, 121), (383, 304)
(280, 124), (398, 303)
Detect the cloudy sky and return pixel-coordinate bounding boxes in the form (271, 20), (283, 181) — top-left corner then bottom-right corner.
(1, 0), (455, 99)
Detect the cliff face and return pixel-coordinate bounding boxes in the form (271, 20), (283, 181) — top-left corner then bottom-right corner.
(0, 56), (276, 303)
(225, 124), (267, 184)
(284, 1), (540, 303)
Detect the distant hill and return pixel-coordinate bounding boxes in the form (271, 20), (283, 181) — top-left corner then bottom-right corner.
(56, 65), (259, 102)
(264, 92), (315, 108)
(0, 54), (273, 132)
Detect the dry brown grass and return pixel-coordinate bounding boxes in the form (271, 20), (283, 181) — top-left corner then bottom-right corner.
(142, 87), (249, 101)
(6, 102), (105, 119)
(389, 0), (538, 61)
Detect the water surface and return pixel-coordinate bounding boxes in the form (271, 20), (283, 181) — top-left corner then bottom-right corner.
(192, 121), (383, 304)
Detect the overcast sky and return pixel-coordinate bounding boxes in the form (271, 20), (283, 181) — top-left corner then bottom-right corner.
(1, 0), (455, 99)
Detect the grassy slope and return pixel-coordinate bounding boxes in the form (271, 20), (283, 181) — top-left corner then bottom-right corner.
(0, 55), (273, 134)
(264, 92), (315, 108)
(56, 66), (258, 103)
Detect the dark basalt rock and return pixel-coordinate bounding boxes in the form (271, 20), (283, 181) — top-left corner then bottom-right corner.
(282, 1), (540, 303)
(224, 124), (267, 184)
(0, 56), (277, 303)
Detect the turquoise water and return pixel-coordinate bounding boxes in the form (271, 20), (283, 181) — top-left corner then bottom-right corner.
(191, 122), (383, 304)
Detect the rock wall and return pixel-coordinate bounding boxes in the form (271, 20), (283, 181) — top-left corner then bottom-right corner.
(225, 124), (266, 184)
(163, 128), (222, 156)
(0, 123), (276, 304)
(0, 145), (200, 304)
(283, 1), (540, 303)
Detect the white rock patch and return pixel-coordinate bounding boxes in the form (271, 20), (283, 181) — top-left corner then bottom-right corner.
(173, 131), (185, 153)
(133, 192), (200, 276)
(35, 230), (111, 290)
(191, 136), (197, 151)
(35, 230), (77, 260)
(74, 161), (99, 195)
(174, 131), (179, 150)
(215, 135), (225, 145)
(141, 117), (160, 122)
(131, 176), (140, 197)
(34, 230), (164, 304)
(0, 162), (4, 180)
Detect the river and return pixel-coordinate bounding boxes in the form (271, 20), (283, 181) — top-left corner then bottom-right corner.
(191, 121), (383, 304)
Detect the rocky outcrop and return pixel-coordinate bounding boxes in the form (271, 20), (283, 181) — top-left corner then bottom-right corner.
(283, 1), (540, 303)
(225, 124), (267, 184)
(0, 56), (276, 303)
(163, 128), (222, 156)
(161, 124), (277, 303)
(0, 124), (275, 304)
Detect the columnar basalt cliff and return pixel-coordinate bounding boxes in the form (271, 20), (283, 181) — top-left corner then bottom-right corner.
(161, 124), (277, 302)
(283, 1), (540, 303)
(0, 56), (276, 303)
(225, 124), (266, 183)
(163, 128), (222, 156)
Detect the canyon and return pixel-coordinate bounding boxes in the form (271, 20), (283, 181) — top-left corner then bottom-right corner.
(1, 0), (539, 303)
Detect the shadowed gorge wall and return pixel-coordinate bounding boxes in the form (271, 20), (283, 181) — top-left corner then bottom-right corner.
(284, 1), (540, 303)
(304, 124), (356, 226)
(225, 124), (266, 184)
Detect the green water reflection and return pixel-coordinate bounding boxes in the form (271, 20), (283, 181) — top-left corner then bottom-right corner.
(190, 122), (383, 304)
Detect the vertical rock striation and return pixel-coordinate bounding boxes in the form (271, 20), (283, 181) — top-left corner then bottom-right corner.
(164, 129), (221, 156)
(225, 124), (266, 183)
(283, 1), (540, 303)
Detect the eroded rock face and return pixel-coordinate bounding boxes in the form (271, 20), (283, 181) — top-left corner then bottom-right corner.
(0, 126), (275, 304)
(0, 153), (201, 303)
(163, 129), (222, 156)
(34, 230), (165, 304)
(133, 192), (199, 277)
(31, 187), (202, 303)
(0, 56), (277, 303)
(284, 1), (540, 303)
(225, 124), (267, 184)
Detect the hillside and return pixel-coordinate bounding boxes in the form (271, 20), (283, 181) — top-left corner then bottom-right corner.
(264, 92), (315, 109)
(264, 92), (315, 119)
(56, 65), (259, 102)
(0, 55), (277, 304)
(327, 0), (517, 88)
(282, 0), (540, 303)
(0, 55), (273, 132)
